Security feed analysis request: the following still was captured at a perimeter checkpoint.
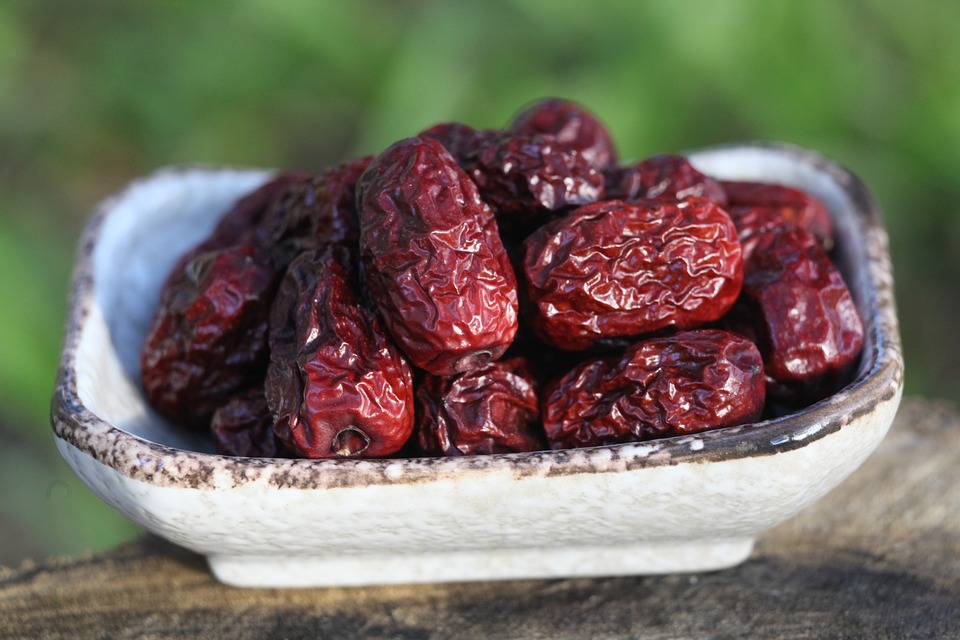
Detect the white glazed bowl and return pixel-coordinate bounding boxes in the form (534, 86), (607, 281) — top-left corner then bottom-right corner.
(51, 143), (904, 588)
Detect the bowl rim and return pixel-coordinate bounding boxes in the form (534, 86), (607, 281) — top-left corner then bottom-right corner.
(50, 141), (904, 490)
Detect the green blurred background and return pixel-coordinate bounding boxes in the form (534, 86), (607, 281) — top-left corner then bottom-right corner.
(1, 0), (957, 566)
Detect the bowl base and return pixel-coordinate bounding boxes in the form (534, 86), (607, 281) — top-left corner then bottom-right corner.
(206, 538), (756, 588)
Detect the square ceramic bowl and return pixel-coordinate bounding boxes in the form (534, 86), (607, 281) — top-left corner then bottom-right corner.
(51, 142), (904, 588)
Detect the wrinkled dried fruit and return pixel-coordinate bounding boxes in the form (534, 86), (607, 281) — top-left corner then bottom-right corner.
(169, 171), (308, 275)
(416, 357), (543, 456)
(469, 133), (605, 233)
(503, 322), (590, 388)
(508, 98), (617, 169)
(522, 198), (743, 350)
(735, 225), (864, 406)
(253, 157), (370, 266)
(542, 329), (766, 449)
(205, 172), (311, 250)
(726, 205), (809, 263)
(265, 246), (414, 458)
(140, 244), (279, 429)
(139, 98), (871, 460)
(606, 154), (727, 205)
(418, 122), (500, 169)
(359, 137), (519, 375)
(211, 388), (288, 458)
(722, 180), (833, 249)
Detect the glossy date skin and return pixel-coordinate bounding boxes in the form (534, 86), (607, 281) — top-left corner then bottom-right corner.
(358, 137), (519, 375)
(721, 180), (833, 250)
(418, 122), (499, 169)
(265, 246), (414, 458)
(542, 329), (766, 449)
(253, 157), (370, 266)
(416, 358), (543, 456)
(422, 113), (608, 239)
(606, 154), (727, 206)
(736, 225), (864, 406)
(140, 244), (279, 429)
(726, 204), (804, 263)
(508, 98), (618, 170)
(469, 132), (606, 220)
(522, 198), (743, 350)
(211, 388), (288, 458)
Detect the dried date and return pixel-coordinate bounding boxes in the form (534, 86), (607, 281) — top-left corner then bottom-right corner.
(542, 329), (766, 449)
(722, 180), (833, 249)
(418, 122), (500, 169)
(358, 137), (519, 375)
(726, 204), (809, 263)
(469, 132), (605, 234)
(606, 154), (727, 205)
(253, 157), (370, 266)
(211, 388), (288, 458)
(205, 171), (311, 250)
(735, 225), (864, 406)
(167, 171), (308, 276)
(508, 98), (617, 169)
(522, 198), (743, 350)
(140, 244), (279, 429)
(416, 357), (543, 456)
(265, 246), (414, 458)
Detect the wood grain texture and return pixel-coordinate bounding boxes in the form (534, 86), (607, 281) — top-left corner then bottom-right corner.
(3, 396), (958, 639)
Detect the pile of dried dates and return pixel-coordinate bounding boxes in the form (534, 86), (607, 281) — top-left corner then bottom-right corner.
(139, 99), (865, 459)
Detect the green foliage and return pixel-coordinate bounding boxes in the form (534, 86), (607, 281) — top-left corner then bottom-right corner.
(1, 0), (956, 563)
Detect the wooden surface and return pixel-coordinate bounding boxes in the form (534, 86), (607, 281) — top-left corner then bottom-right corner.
(2, 396), (958, 639)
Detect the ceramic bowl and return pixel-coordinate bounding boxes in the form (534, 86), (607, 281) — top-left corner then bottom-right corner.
(51, 143), (904, 588)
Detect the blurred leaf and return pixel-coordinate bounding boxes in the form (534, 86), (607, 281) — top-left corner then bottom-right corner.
(0, 216), (71, 444)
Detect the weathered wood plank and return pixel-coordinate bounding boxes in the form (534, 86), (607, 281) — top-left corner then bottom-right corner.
(2, 396), (958, 639)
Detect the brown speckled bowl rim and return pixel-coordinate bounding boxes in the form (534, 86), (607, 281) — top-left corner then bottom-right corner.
(50, 142), (904, 490)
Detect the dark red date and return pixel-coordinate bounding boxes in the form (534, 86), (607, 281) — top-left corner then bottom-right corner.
(469, 133), (605, 226)
(358, 137), (519, 375)
(416, 357), (543, 456)
(508, 98), (617, 170)
(721, 180), (833, 249)
(736, 225), (864, 406)
(418, 122), (500, 169)
(140, 244), (279, 429)
(606, 154), (727, 205)
(265, 246), (414, 458)
(542, 329), (766, 449)
(205, 171), (311, 250)
(727, 204), (813, 263)
(211, 388), (288, 458)
(522, 198), (743, 350)
(253, 157), (370, 266)
(167, 171), (308, 277)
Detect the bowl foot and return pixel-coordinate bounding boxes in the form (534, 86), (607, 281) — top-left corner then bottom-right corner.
(206, 538), (756, 588)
